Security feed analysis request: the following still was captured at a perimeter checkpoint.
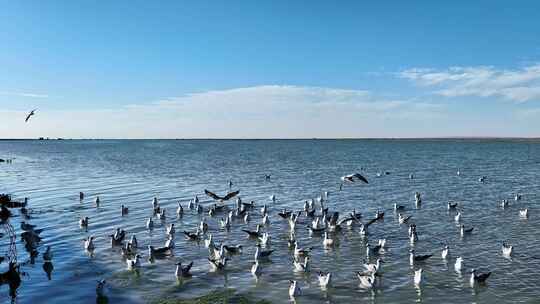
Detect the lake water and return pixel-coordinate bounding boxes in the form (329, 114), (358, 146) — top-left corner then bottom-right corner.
(1, 139), (540, 303)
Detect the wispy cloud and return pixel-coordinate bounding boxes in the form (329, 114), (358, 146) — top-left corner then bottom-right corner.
(0, 91), (49, 98)
(399, 64), (540, 102)
(0, 85), (444, 138)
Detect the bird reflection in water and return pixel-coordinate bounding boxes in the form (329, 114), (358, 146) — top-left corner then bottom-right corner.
(43, 261), (54, 280)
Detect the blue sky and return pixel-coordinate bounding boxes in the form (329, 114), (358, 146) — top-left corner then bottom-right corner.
(1, 1), (540, 138)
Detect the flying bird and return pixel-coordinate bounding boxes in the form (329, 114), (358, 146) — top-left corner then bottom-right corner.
(25, 109), (37, 122)
(204, 189), (240, 202)
(341, 173), (369, 184)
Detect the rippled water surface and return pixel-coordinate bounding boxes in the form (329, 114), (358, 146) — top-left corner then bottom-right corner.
(1, 139), (540, 303)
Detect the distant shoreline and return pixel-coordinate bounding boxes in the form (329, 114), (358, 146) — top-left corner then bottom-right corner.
(1, 137), (540, 141)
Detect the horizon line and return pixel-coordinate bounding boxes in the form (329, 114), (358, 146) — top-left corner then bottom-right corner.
(1, 136), (540, 141)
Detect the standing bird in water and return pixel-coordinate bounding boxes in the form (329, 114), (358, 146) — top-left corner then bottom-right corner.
(25, 109), (37, 122)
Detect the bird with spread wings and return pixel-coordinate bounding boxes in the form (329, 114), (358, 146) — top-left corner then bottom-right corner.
(204, 189), (240, 202)
(25, 109), (37, 122)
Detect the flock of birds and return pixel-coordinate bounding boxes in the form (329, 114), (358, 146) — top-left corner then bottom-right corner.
(15, 171), (532, 301)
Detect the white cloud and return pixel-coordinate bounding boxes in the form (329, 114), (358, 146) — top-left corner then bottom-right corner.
(0, 85), (443, 138)
(399, 64), (540, 102)
(0, 91), (49, 98)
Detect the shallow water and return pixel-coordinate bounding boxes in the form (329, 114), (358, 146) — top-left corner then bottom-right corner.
(1, 139), (540, 303)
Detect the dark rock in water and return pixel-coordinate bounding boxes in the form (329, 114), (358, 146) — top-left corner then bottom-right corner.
(0, 263), (22, 300)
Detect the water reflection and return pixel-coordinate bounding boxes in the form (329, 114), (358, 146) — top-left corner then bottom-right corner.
(43, 261), (54, 280)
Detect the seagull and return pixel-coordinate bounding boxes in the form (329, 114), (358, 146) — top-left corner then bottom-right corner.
(157, 209), (166, 221)
(288, 280), (301, 298)
(199, 218), (208, 233)
(515, 194), (522, 201)
(470, 268), (491, 286)
(25, 109), (36, 122)
(184, 230), (201, 241)
(414, 268), (423, 286)
(175, 261), (193, 278)
(323, 232), (335, 248)
(208, 257), (229, 271)
(359, 224), (368, 237)
(455, 256), (463, 272)
(220, 217), (231, 230)
(223, 244), (243, 255)
(460, 225), (474, 236)
(341, 173), (369, 184)
(366, 243), (383, 257)
(121, 243), (136, 258)
(176, 203), (184, 218)
(260, 204), (268, 215)
(294, 242), (312, 258)
(278, 209), (293, 219)
(318, 271), (332, 288)
(129, 235), (138, 248)
(43, 246), (53, 261)
(501, 199), (509, 208)
(262, 214), (270, 225)
(121, 205), (129, 216)
(479, 176), (487, 183)
(363, 258), (383, 274)
(519, 208), (529, 218)
(84, 236), (95, 251)
(442, 245), (450, 259)
(254, 244), (274, 261)
(242, 224), (262, 238)
(211, 244), (225, 260)
(94, 196), (100, 207)
(110, 229), (125, 246)
(146, 217), (154, 230)
(356, 272), (376, 289)
(127, 254), (141, 269)
(79, 192), (85, 200)
(204, 189), (240, 202)
(454, 212), (461, 222)
(502, 242), (513, 257)
(414, 192), (422, 205)
(410, 250), (432, 265)
(96, 279), (106, 297)
(398, 213), (412, 224)
(293, 256), (310, 272)
(394, 203), (405, 211)
(79, 217), (89, 228)
(270, 195), (276, 202)
(258, 232), (271, 247)
(378, 239), (387, 249)
(166, 224), (176, 236)
(204, 234), (214, 248)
